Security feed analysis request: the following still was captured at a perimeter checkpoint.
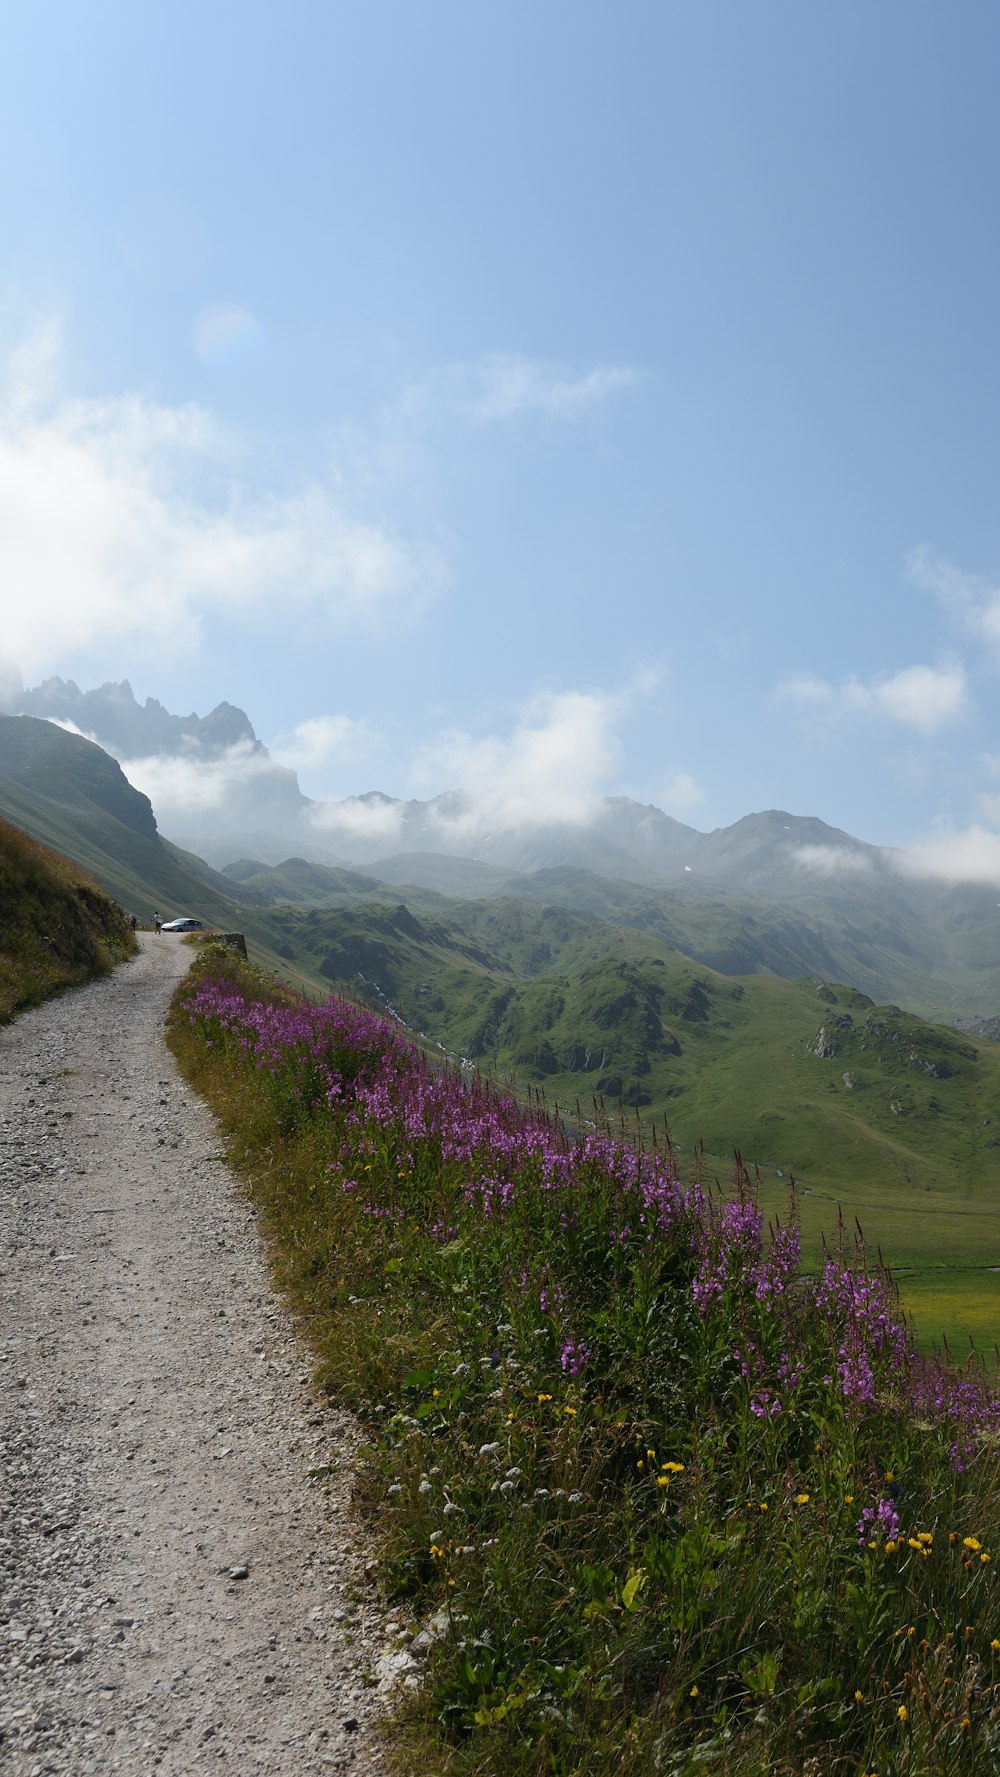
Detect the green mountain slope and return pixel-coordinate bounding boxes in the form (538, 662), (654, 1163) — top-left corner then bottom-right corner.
(0, 717), (329, 988)
(0, 815), (134, 1019)
(221, 854), (432, 906)
(470, 862), (1000, 1023)
(264, 893), (1000, 1274)
(289, 891), (1000, 1344)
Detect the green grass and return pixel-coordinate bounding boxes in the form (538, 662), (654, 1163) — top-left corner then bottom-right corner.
(0, 714), (354, 996)
(253, 895), (1000, 1350)
(0, 815), (136, 1019)
(168, 951), (1000, 1777)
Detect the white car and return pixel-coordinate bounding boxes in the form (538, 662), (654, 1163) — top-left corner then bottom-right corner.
(161, 917), (205, 933)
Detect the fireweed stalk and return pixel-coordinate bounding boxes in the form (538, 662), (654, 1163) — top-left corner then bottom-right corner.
(169, 952), (1000, 1777)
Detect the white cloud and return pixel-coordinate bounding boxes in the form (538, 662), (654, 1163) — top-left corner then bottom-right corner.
(656, 769), (705, 815)
(908, 548), (1000, 655)
(412, 687), (624, 833)
(42, 716), (98, 742)
(777, 661), (968, 735)
(270, 714), (385, 786)
(791, 844), (874, 877)
(400, 352), (639, 428)
(307, 793), (408, 846)
(0, 322), (443, 676)
(119, 739), (288, 821)
(894, 825), (1000, 887)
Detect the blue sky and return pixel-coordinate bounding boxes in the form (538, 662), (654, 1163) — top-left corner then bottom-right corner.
(3, 1), (1000, 874)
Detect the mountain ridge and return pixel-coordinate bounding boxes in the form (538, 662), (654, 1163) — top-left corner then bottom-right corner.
(4, 677), (1000, 1022)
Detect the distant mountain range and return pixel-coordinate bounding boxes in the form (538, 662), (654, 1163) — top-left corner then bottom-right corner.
(4, 680), (998, 1350)
(2, 676), (1000, 1029)
(2, 694), (1000, 1274)
(10, 672), (259, 756)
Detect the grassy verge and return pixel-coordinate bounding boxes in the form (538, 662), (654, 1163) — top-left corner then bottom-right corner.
(0, 815), (136, 1021)
(168, 949), (1000, 1777)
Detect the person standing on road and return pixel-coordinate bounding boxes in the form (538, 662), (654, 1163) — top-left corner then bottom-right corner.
(153, 911), (162, 934)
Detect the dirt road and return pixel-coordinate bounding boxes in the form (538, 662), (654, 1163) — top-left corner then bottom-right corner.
(0, 938), (390, 1775)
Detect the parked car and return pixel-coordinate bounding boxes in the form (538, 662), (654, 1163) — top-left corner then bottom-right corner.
(160, 917), (205, 932)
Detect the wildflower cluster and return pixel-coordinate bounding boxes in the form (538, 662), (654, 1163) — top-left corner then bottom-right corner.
(169, 954), (1000, 1777)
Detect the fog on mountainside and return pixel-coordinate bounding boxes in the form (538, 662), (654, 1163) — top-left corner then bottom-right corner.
(1, 674), (881, 880)
(3, 674), (1000, 1026)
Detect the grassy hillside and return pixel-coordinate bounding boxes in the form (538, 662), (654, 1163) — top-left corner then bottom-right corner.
(3, 715), (997, 1346)
(0, 716), (338, 992)
(0, 816), (135, 1019)
(169, 950), (1000, 1777)
(270, 894), (1000, 1346)
(221, 853), (435, 906)
(482, 864), (1000, 1024)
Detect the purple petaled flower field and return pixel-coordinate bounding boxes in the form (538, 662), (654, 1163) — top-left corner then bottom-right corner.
(170, 951), (1000, 1777)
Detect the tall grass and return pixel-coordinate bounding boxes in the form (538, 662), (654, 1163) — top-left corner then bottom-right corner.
(0, 815), (136, 1021)
(168, 949), (1000, 1776)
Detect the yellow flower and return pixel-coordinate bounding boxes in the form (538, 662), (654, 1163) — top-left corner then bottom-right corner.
(759, 1502), (768, 1513)
(795, 1492), (809, 1505)
(917, 1531), (933, 1544)
(430, 1543), (444, 1559)
(963, 1536), (982, 1551)
(647, 1448), (656, 1459)
(657, 1476), (670, 1487)
(885, 1470), (894, 1483)
(564, 1406), (577, 1417)
(689, 1684), (699, 1698)
(991, 1639), (1000, 1652)
(907, 1539), (922, 1551)
(538, 1393), (552, 1402)
(981, 1552), (991, 1563)
(897, 1704), (908, 1723)
(661, 1460), (685, 1473)
(854, 1689), (864, 1703)
(884, 1540), (897, 1553)
(907, 1625), (916, 1638)
(636, 1459), (644, 1469)
(844, 1494), (854, 1504)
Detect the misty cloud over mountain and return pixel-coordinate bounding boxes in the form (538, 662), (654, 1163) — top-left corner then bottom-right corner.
(3, 674), (997, 897)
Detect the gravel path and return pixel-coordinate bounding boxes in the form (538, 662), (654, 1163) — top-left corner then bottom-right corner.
(0, 938), (393, 1775)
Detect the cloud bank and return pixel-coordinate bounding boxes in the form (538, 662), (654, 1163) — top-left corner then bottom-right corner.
(777, 661), (968, 734)
(791, 844), (875, 877)
(412, 687), (624, 832)
(894, 826), (1000, 886)
(270, 714), (385, 785)
(908, 548), (1000, 658)
(118, 739), (294, 824)
(0, 323), (443, 676)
